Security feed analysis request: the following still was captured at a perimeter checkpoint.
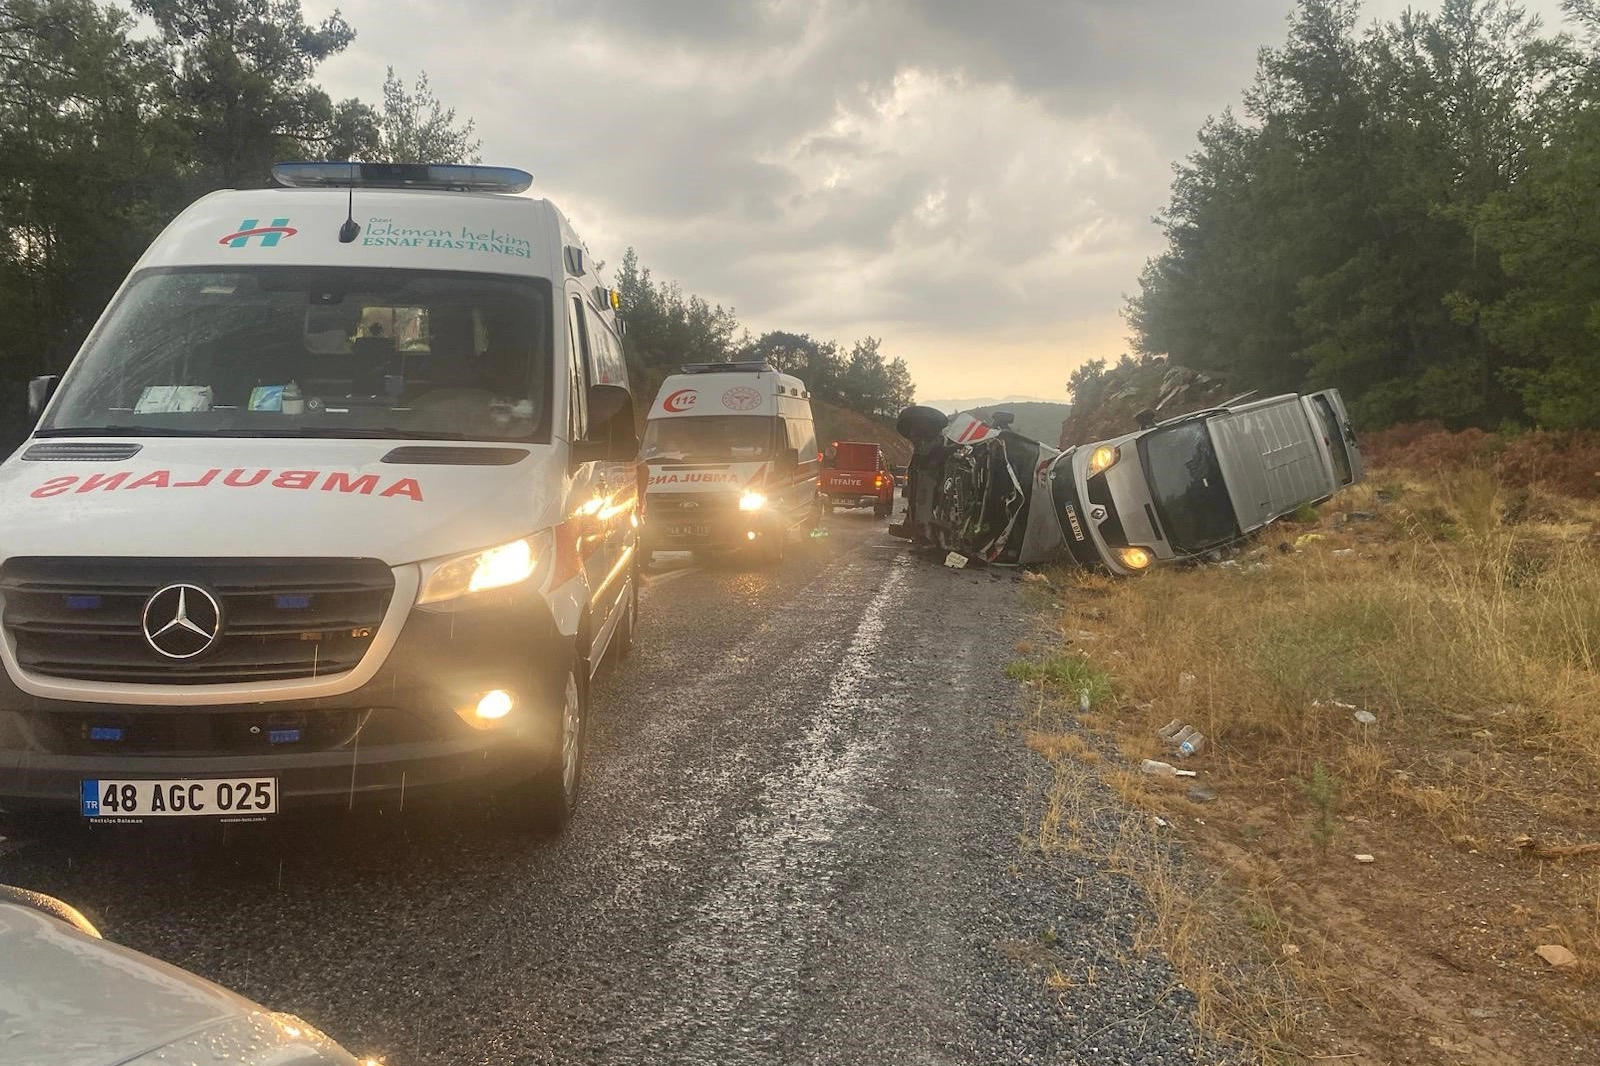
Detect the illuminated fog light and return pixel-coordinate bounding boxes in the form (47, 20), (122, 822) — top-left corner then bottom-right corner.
(746, 530), (758, 541)
(1117, 546), (1154, 571)
(475, 690), (514, 720)
(738, 490), (767, 512)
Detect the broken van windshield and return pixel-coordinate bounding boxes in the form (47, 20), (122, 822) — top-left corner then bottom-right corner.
(39, 267), (553, 443)
(642, 415), (773, 462)
(1139, 421), (1238, 554)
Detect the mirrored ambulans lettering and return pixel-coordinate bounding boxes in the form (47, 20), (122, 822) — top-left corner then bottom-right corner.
(647, 472), (740, 486)
(322, 472), (380, 495)
(78, 472), (128, 493)
(31, 470), (423, 501)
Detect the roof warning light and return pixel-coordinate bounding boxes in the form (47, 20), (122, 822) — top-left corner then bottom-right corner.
(271, 162), (533, 194)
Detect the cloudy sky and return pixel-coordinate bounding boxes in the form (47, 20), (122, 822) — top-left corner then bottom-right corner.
(301, 0), (1569, 408)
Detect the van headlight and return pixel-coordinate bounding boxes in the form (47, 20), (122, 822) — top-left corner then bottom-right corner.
(739, 490), (767, 512)
(1087, 445), (1121, 476)
(1117, 546), (1154, 571)
(418, 531), (553, 605)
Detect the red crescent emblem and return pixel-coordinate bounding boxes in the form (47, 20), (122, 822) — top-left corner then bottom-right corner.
(663, 388), (698, 413)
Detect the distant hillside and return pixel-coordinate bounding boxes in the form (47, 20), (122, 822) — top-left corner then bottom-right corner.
(924, 393), (1062, 414)
(814, 399), (911, 467)
(962, 401), (1073, 445)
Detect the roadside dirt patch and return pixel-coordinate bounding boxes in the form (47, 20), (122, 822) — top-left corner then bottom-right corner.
(1019, 470), (1600, 1064)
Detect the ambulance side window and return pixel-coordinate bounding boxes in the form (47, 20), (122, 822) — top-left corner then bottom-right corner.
(785, 417), (819, 465)
(567, 296), (591, 439)
(584, 305), (627, 388)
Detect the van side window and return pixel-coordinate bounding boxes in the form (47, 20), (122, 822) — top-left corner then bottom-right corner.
(567, 296), (591, 439)
(787, 417), (819, 464)
(1311, 395), (1353, 485)
(583, 305), (628, 388)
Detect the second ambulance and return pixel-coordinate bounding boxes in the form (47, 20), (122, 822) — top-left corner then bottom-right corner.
(641, 363), (821, 563)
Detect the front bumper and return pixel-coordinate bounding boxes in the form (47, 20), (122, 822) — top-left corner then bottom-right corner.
(822, 493), (885, 508)
(0, 590), (572, 816)
(643, 494), (782, 550)
(1049, 457), (1112, 571)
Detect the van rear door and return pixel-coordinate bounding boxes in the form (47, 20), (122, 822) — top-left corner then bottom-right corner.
(1305, 389), (1364, 486)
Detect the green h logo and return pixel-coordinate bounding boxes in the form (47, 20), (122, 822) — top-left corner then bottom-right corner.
(220, 219), (298, 248)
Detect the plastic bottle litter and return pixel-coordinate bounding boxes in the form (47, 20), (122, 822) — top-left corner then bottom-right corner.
(1078, 689), (1092, 714)
(1139, 759), (1197, 778)
(1158, 719), (1207, 757)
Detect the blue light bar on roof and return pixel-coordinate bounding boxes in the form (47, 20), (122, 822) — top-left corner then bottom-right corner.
(271, 162), (533, 194)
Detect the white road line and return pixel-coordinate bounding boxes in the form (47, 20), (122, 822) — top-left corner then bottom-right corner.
(664, 552), (916, 1028)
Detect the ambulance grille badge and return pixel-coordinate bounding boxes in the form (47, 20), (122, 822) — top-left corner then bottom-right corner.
(142, 584), (222, 659)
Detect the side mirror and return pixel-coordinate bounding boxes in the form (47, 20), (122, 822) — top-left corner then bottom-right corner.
(572, 383), (639, 464)
(587, 383), (630, 428)
(892, 465), (908, 478)
(28, 376), (59, 420)
(779, 446), (801, 467)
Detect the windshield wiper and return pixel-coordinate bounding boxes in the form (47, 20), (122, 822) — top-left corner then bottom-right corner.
(35, 425), (473, 441)
(247, 427), (471, 440)
(35, 426), (220, 437)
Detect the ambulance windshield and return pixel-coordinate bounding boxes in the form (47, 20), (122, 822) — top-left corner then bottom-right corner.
(642, 415), (774, 462)
(38, 266), (553, 443)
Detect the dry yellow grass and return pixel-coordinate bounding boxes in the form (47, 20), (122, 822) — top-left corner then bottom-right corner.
(1071, 471), (1600, 789)
(1018, 466), (1600, 1064)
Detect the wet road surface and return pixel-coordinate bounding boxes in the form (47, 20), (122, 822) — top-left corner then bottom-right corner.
(0, 514), (1206, 1065)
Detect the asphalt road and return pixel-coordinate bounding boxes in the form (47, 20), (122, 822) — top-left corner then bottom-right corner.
(0, 513), (1208, 1066)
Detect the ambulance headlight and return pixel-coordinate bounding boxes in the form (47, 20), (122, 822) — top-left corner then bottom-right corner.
(418, 531), (553, 605)
(738, 490), (767, 512)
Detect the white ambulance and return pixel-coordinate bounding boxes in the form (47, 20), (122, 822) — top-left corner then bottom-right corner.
(0, 163), (642, 833)
(641, 363), (821, 562)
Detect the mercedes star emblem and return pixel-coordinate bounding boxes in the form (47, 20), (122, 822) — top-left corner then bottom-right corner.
(142, 584), (223, 659)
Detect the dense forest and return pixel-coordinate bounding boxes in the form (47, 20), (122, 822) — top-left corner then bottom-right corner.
(0, 0), (914, 448)
(1126, 0), (1600, 431)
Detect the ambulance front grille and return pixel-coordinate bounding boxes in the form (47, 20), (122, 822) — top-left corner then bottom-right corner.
(0, 558), (393, 685)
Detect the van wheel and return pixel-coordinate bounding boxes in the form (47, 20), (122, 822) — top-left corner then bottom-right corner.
(509, 652), (587, 835)
(874, 499), (891, 519)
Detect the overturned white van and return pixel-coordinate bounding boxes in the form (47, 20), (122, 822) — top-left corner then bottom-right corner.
(1052, 390), (1363, 574)
(640, 362), (821, 563)
(896, 390), (1363, 574)
(0, 163), (641, 833)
